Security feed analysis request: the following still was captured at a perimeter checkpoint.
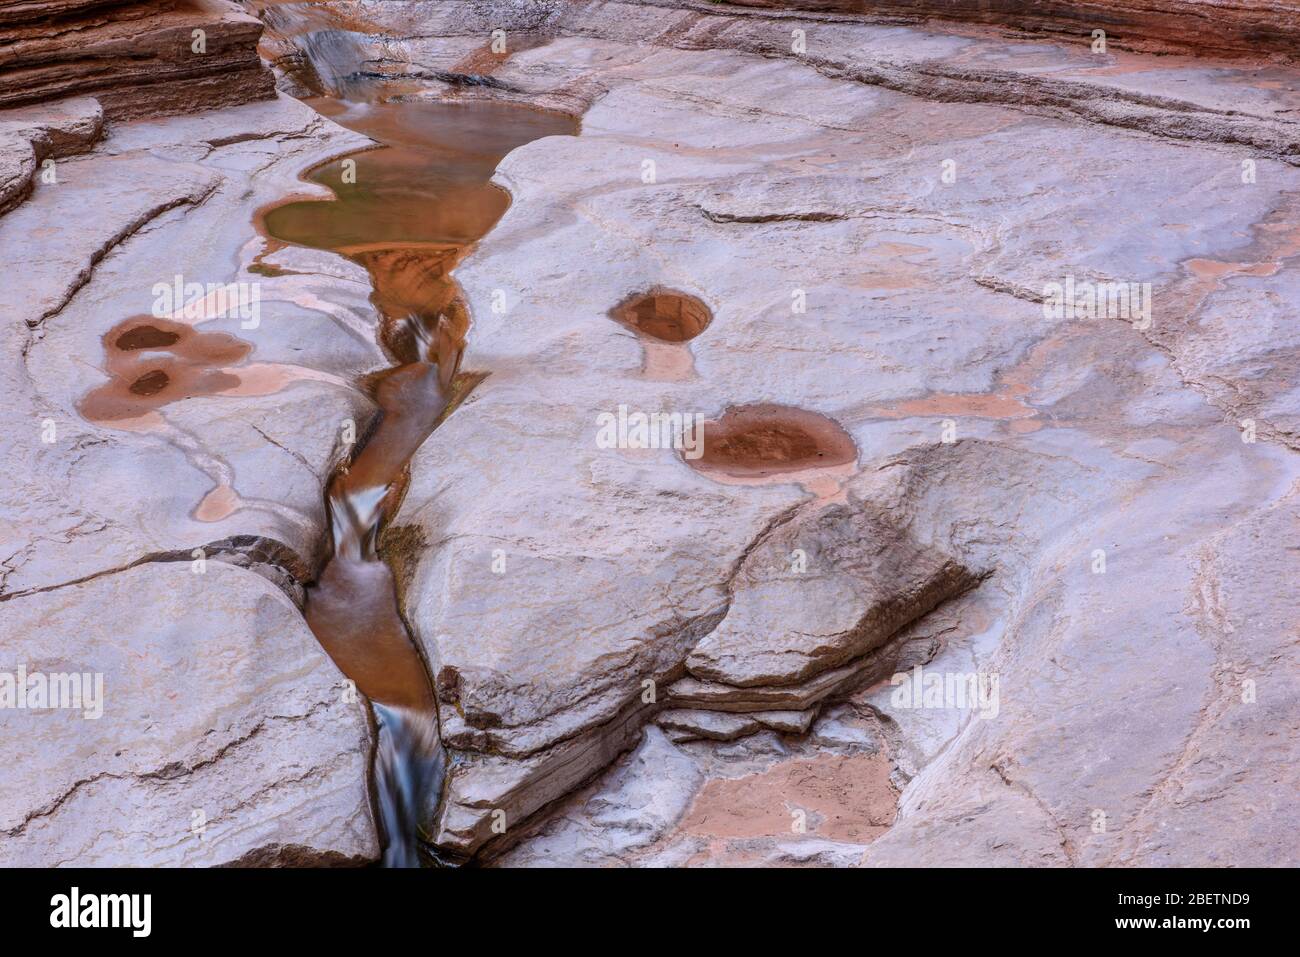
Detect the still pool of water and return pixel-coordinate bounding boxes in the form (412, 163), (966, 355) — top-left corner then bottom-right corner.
(263, 99), (576, 352)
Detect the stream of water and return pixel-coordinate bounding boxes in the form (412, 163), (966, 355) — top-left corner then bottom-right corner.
(261, 97), (575, 866)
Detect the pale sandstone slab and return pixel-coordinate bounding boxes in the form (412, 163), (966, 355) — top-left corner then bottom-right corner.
(416, 22), (1300, 863)
(0, 96), (102, 214)
(2, 95), (384, 599)
(0, 561), (377, 866)
(686, 504), (978, 688)
(0, 94), (386, 865)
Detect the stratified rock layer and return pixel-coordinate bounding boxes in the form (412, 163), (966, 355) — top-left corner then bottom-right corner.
(725, 0), (1300, 58)
(0, 0), (275, 118)
(686, 504), (978, 688)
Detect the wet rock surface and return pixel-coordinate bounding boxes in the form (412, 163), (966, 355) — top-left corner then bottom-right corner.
(1, 92), (387, 862)
(4, 0), (1298, 867)
(325, 1), (1297, 863)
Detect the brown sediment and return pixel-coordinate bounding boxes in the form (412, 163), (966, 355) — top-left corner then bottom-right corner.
(194, 484), (241, 523)
(608, 287), (711, 381)
(1159, 209), (1300, 319)
(680, 750), (897, 846)
(690, 404), (857, 478)
(610, 287), (712, 343)
(1181, 218), (1300, 297)
(1186, 258), (1280, 281)
(641, 340), (697, 381)
(128, 369), (170, 397)
(78, 316), (337, 428)
(863, 327), (1085, 434)
(887, 386), (1036, 421)
(446, 34), (550, 80)
(874, 382), (1045, 434)
(115, 324), (181, 351)
(1119, 212), (1300, 426)
(78, 316), (251, 423)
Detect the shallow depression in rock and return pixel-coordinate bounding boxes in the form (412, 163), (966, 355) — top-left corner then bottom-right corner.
(114, 324), (181, 351)
(610, 287), (712, 343)
(689, 404), (858, 479)
(262, 99), (577, 359)
(78, 316), (251, 423)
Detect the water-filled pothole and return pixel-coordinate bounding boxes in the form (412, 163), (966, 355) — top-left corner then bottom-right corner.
(610, 287), (711, 343)
(688, 404), (857, 479)
(79, 316), (250, 423)
(115, 324), (181, 351)
(128, 370), (170, 396)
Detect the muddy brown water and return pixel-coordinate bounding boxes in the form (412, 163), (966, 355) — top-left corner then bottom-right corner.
(261, 98), (576, 865)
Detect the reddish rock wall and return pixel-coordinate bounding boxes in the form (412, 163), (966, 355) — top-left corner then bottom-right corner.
(0, 0), (275, 118)
(725, 0), (1300, 58)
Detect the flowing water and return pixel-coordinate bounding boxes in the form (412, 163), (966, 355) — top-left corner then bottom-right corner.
(254, 1), (391, 99)
(261, 97), (576, 866)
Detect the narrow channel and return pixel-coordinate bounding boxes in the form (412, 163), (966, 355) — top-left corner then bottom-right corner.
(260, 97), (576, 866)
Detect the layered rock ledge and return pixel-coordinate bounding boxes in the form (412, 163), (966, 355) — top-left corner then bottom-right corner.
(725, 0), (1300, 58)
(0, 0), (275, 118)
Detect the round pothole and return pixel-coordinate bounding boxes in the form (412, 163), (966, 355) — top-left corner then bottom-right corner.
(79, 316), (250, 423)
(609, 287), (711, 343)
(115, 324), (181, 351)
(128, 370), (170, 397)
(688, 404), (857, 478)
